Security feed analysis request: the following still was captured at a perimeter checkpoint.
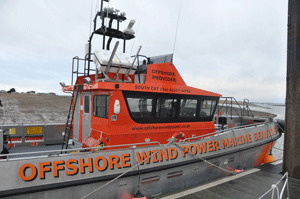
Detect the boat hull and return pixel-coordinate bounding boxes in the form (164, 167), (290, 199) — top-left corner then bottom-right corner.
(0, 122), (281, 199)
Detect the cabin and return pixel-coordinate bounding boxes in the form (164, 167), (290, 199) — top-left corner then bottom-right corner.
(61, 0), (221, 150)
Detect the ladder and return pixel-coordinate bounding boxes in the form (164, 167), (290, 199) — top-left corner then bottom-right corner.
(61, 85), (79, 152)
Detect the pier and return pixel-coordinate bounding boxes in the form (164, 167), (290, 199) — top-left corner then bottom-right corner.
(162, 160), (300, 199)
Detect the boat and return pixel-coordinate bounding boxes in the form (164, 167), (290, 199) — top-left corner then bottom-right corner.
(0, 1), (282, 198)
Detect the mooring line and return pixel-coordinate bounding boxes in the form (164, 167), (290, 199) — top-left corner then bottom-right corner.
(173, 143), (235, 174)
(81, 137), (177, 199)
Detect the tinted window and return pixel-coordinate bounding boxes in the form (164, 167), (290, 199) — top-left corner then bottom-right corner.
(84, 95), (90, 114)
(123, 91), (219, 124)
(93, 95), (109, 118)
(200, 100), (216, 117)
(156, 98), (177, 118)
(127, 97), (153, 118)
(179, 99), (197, 117)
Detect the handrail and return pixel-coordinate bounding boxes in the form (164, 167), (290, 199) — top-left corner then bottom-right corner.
(258, 172), (290, 199)
(0, 121), (277, 161)
(218, 97), (242, 118)
(242, 99), (254, 117)
(0, 141), (161, 160)
(217, 97), (254, 125)
(71, 56), (93, 85)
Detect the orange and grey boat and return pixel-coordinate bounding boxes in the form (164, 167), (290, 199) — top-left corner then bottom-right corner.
(0, 1), (282, 198)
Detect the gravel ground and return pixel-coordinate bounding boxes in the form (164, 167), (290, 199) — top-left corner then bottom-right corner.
(0, 93), (71, 125)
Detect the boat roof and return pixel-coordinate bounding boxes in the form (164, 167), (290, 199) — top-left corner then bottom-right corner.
(63, 62), (222, 97)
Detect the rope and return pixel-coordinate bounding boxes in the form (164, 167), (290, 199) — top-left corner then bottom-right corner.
(276, 122), (285, 133)
(273, 147), (283, 151)
(80, 137), (177, 199)
(258, 172), (289, 199)
(174, 143), (235, 174)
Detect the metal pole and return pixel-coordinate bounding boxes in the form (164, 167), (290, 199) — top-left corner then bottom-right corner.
(283, 0), (300, 179)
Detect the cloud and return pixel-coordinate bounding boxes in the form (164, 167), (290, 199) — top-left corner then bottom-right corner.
(0, 0), (288, 102)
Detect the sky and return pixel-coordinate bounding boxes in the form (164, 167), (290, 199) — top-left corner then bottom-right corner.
(0, 0), (288, 103)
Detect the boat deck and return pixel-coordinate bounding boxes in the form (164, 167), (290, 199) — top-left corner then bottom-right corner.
(162, 160), (300, 199)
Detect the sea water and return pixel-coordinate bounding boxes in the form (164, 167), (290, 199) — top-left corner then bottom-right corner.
(253, 103), (285, 160)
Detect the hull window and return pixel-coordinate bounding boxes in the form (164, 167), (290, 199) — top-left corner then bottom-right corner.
(141, 176), (160, 184)
(167, 171), (183, 179)
(93, 95), (109, 118)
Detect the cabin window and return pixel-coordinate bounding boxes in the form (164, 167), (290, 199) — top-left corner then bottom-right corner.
(127, 97), (153, 118)
(200, 100), (216, 117)
(156, 98), (177, 118)
(93, 95), (109, 118)
(123, 91), (219, 124)
(179, 99), (197, 117)
(84, 95), (90, 114)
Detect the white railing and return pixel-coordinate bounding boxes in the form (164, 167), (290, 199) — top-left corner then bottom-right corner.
(0, 141), (161, 161)
(259, 172), (290, 199)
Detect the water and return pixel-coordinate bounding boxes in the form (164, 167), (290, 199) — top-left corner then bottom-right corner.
(252, 103), (285, 160)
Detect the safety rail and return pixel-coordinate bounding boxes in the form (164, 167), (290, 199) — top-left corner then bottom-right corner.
(259, 172), (290, 199)
(1, 121), (276, 161)
(0, 141), (161, 161)
(217, 97), (254, 118)
(242, 99), (254, 117)
(71, 55), (94, 85)
(216, 97), (254, 126)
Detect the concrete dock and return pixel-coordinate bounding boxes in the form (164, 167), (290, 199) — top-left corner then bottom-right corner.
(162, 160), (300, 199)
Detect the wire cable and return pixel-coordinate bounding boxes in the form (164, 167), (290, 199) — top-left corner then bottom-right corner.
(172, 0), (183, 57)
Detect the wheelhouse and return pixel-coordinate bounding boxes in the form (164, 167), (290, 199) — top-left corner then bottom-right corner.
(60, 0), (222, 149)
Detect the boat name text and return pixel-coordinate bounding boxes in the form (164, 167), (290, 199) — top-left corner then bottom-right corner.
(18, 127), (277, 181)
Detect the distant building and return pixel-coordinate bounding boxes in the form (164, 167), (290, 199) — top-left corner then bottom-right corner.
(27, 91), (36, 94)
(48, 92), (56, 96)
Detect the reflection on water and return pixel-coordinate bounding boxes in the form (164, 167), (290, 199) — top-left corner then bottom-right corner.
(253, 103), (285, 160)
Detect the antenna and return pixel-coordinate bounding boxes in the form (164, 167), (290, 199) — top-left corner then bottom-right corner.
(172, 0), (183, 59)
(89, 0), (94, 37)
(124, 20), (136, 35)
(130, 20), (141, 55)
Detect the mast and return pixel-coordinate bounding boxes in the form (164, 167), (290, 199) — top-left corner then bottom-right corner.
(86, 0), (135, 77)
